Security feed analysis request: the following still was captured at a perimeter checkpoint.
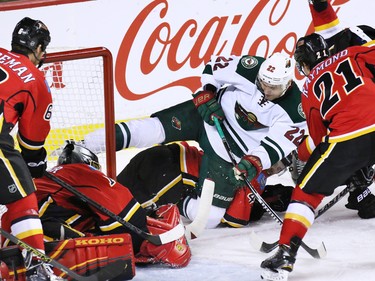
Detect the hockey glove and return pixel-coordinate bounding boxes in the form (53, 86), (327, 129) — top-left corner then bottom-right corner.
(229, 155), (263, 187)
(21, 147), (47, 178)
(345, 165), (375, 190)
(192, 90), (224, 125)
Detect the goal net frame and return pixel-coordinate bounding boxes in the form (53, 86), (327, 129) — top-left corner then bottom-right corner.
(44, 47), (116, 178)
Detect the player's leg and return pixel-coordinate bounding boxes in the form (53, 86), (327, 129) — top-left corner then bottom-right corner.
(261, 134), (375, 279)
(179, 140), (235, 228)
(84, 100), (203, 153)
(117, 142), (200, 210)
(0, 147), (64, 281)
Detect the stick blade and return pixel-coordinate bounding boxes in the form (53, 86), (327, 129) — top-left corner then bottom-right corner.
(148, 221), (185, 245)
(249, 231), (277, 253)
(185, 178), (215, 240)
(301, 241), (327, 259)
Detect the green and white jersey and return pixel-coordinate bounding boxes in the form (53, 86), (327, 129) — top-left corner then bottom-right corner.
(201, 55), (306, 169)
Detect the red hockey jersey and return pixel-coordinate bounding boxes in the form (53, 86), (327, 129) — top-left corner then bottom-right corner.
(298, 45), (375, 160)
(35, 164), (144, 235)
(0, 48), (52, 149)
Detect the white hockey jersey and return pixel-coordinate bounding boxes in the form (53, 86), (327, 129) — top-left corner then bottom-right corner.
(201, 55), (306, 169)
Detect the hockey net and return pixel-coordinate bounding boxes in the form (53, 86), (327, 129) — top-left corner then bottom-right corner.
(0, 47), (116, 223)
(43, 47), (116, 177)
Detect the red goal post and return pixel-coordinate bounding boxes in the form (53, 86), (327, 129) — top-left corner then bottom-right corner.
(43, 47), (116, 178)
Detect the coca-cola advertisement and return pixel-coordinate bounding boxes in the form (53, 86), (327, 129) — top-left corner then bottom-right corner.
(0, 0), (372, 119)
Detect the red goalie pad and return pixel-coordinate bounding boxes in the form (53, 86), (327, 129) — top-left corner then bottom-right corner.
(0, 233), (135, 281)
(0, 261), (9, 281)
(136, 204), (191, 268)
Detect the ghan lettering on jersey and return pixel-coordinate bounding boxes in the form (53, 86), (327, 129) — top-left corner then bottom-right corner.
(0, 52), (35, 83)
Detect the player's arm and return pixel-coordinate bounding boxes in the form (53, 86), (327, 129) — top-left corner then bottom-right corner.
(15, 83), (52, 178)
(200, 54), (264, 92)
(246, 117), (306, 170)
(298, 107), (327, 161)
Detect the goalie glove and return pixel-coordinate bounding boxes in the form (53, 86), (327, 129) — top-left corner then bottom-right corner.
(136, 204), (191, 268)
(21, 147), (47, 178)
(229, 155), (263, 187)
(192, 90), (225, 125)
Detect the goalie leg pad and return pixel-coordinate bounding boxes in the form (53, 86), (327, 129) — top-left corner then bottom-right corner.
(0, 246), (24, 281)
(45, 233), (135, 280)
(0, 260), (9, 280)
(0, 234), (135, 281)
(136, 204), (191, 268)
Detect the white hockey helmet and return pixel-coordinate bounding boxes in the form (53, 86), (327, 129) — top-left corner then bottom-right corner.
(257, 52), (295, 91)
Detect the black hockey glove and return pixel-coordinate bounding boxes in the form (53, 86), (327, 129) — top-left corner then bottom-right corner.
(249, 184), (294, 221)
(345, 165), (375, 218)
(21, 147), (47, 178)
(345, 165), (374, 190)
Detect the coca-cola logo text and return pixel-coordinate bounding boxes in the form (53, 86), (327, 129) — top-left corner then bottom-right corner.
(115, 0), (318, 100)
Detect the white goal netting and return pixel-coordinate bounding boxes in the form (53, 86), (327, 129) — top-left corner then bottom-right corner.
(0, 47), (116, 227)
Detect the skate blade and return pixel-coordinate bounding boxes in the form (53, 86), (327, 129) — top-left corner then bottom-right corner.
(260, 268), (289, 281)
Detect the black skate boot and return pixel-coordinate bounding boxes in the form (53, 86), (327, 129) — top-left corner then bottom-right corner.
(260, 236), (301, 281)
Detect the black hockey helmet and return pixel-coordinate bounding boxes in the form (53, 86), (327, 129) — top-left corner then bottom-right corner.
(12, 17), (51, 52)
(294, 33), (330, 75)
(57, 141), (101, 171)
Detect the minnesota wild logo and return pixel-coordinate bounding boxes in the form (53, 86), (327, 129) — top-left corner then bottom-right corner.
(240, 56), (258, 69)
(234, 102), (267, 131)
(171, 116), (182, 130)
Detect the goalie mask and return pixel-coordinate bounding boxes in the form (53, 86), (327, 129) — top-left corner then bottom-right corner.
(12, 17), (51, 52)
(256, 53), (295, 100)
(294, 33), (330, 76)
(58, 142), (101, 171)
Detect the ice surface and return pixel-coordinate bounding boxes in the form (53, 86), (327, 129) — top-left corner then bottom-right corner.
(115, 149), (375, 281)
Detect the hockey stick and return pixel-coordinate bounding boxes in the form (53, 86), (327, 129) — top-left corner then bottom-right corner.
(213, 117), (326, 259)
(316, 185), (350, 218)
(0, 227), (125, 281)
(184, 178), (215, 239)
(44, 171), (185, 246)
(253, 183), (351, 254)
